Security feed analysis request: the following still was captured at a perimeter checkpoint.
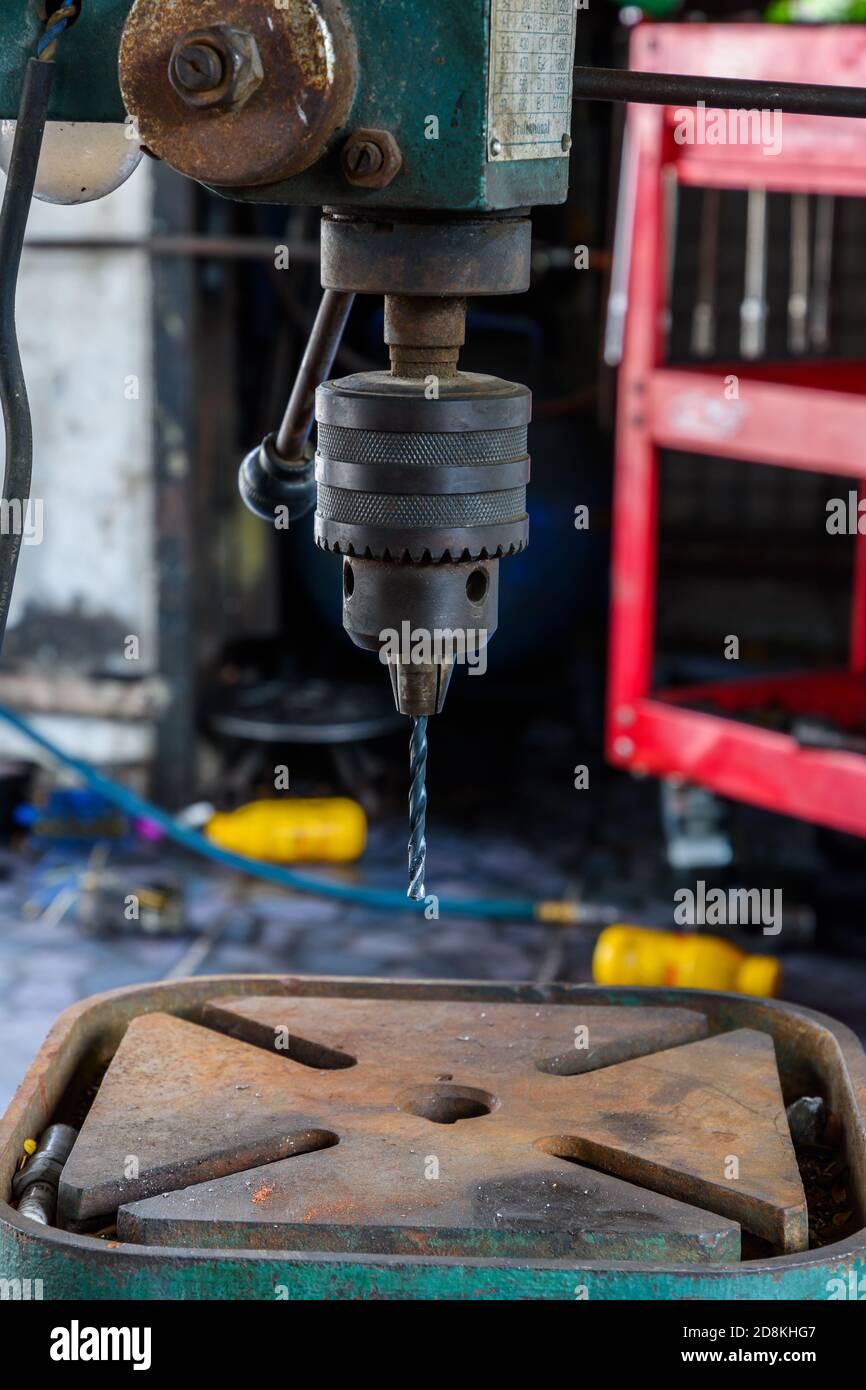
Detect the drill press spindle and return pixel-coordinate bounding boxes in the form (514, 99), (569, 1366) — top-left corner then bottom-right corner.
(313, 217), (532, 893)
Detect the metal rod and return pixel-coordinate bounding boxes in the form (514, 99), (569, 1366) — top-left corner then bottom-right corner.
(276, 288), (355, 461)
(572, 64), (866, 119)
(691, 187), (720, 358)
(20, 235), (321, 262)
(788, 193), (810, 355)
(661, 166), (678, 357)
(12, 1122), (77, 1225)
(810, 194), (835, 351)
(740, 188), (769, 360)
(407, 716), (428, 901)
(603, 116), (637, 368)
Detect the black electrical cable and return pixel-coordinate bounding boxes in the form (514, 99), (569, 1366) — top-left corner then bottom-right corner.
(0, 58), (55, 653)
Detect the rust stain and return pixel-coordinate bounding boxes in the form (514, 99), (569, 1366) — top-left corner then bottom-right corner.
(301, 1195), (357, 1223)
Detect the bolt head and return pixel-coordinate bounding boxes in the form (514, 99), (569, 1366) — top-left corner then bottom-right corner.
(341, 128), (402, 189)
(345, 141), (383, 177)
(172, 43), (225, 93)
(168, 25), (263, 111)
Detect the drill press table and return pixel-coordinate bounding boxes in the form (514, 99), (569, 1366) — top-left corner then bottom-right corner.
(2, 977), (865, 1298)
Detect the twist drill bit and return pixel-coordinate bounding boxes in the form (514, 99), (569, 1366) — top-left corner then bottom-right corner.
(407, 715), (428, 900)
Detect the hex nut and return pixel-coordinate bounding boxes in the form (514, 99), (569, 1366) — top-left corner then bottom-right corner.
(341, 128), (403, 189)
(169, 25), (264, 111)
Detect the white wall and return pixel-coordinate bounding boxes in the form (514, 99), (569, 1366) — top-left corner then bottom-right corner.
(0, 160), (157, 764)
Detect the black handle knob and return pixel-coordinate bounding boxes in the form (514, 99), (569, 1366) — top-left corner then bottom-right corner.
(238, 432), (316, 524)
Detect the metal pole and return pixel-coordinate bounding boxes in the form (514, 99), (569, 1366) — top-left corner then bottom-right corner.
(572, 65), (866, 120)
(276, 288), (355, 461)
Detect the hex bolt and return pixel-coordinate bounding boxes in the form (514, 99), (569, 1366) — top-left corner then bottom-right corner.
(168, 26), (264, 112)
(341, 129), (402, 189)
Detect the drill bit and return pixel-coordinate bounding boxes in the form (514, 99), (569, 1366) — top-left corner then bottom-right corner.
(407, 715), (428, 900)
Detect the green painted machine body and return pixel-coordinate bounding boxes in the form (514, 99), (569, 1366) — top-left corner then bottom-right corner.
(2, 976), (866, 1300)
(0, 1), (132, 124)
(0, 1), (572, 211)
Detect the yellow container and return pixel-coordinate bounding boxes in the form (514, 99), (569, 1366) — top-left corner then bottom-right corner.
(206, 798), (367, 865)
(592, 923), (781, 998)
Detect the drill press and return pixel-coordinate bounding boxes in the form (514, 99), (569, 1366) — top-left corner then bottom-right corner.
(115, 0), (565, 895)
(7, 0), (866, 1309)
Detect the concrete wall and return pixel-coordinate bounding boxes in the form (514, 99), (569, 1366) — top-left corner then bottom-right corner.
(0, 160), (159, 767)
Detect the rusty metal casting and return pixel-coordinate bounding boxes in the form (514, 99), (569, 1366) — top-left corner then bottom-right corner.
(538, 1027), (808, 1252)
(120, 0), (358, 188)
(2, 978), (865, 1295)
(107, 998), (735, 1259)
(54, 994), (802, 1257)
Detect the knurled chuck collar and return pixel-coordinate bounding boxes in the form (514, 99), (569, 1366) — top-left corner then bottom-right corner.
(314, 371), (531, 564)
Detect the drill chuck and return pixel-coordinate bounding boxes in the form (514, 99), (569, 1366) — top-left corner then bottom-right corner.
(315, 370), (530, 716)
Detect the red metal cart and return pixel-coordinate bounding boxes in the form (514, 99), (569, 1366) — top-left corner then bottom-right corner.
(606, 23), (866, 837)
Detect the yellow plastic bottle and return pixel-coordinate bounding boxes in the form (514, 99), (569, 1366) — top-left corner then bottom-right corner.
(205, 798), (367, 865)
(592, 923), (781, 998)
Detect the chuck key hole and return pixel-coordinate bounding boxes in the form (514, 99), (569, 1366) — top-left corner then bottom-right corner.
(466, 569), (488, 604)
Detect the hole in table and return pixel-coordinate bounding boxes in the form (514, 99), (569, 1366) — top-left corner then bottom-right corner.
(395, 1083), (497, 1125)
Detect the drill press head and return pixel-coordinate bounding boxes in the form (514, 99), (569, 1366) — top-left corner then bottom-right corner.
(314, 218), (532, 718)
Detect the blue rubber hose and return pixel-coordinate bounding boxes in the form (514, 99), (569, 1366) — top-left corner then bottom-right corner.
(0, 703), (542, 921)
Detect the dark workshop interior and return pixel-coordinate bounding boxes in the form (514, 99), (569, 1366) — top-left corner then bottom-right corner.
(2, 0), (866, 1308)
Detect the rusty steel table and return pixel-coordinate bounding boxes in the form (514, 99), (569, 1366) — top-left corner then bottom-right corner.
(2, 977), (865, 1299)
